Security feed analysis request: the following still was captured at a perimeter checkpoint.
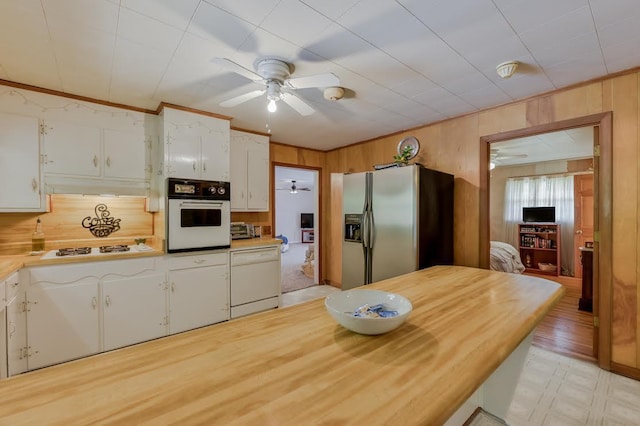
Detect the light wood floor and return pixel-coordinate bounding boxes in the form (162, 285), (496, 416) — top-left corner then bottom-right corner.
(529, 273), (595, 362)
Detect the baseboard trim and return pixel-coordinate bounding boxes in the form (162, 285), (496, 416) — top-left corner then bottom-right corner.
(610, 362), (640, 380)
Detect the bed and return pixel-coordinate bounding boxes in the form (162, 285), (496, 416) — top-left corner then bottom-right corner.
(490, 241), (525, 274)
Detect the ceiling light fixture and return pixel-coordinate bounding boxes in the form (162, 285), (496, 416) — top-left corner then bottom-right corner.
(489, 161), (496, 170)
(266, 80), (281, 113)
(496, 61), (519, 79)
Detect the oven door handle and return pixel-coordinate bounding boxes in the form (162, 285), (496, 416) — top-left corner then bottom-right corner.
(179, 201), (225, 208)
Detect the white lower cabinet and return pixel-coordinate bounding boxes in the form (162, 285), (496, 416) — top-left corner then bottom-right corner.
(26, 279), (100, 370)
(167, 252), (230, 334)
(102, 273), (166, 351)
(16, 258), (163, 372)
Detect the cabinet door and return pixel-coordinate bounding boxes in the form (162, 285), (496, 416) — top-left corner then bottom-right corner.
(6, 293), (28, 376)
(166, 132), (200, 179)
(44, 120), (101, 176)
(201, 133), (229, 182)
(26, 279), (100, 370)
(230, 142), (247, 210)
(0, 112), (42, 210)
(102, 272), (166, 351)
(168, 264), (229, 334)
(103, 129), (148, 180)
(246, 141), (269, 210)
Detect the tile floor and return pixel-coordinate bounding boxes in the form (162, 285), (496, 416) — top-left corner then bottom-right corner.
(281, 285), (640, 426)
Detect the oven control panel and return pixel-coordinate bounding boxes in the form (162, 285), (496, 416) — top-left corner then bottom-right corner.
(167, 178), (231, 201)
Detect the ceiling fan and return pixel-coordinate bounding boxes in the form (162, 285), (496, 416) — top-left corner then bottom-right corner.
(490, 149), (528, 168)
(277, 180), (312, 193)
(214, 57), (340, 116)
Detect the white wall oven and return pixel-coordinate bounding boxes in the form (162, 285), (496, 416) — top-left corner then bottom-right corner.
(167, 178), (231, 253)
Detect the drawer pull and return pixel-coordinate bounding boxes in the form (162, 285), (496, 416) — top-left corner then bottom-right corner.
(105, 295), (111, 307)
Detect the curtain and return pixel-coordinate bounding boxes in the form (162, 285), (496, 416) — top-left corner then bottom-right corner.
(503, 175), (575, 276)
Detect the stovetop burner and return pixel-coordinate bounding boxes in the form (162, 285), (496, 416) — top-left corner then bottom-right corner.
(99, 245), (130, 253)
(56, 247), (92, 257)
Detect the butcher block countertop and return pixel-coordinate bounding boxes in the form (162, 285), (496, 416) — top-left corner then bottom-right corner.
(0, 266), (563, 425)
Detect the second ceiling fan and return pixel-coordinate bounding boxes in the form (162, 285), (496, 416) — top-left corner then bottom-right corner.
(214, 57), (340, 116)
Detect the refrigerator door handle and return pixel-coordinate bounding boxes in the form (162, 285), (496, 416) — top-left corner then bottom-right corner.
(368, 210), (375, 249)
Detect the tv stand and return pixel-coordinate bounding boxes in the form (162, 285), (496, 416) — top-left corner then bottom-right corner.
(301, 229), (314, 243)
(519, 223), (560, 276)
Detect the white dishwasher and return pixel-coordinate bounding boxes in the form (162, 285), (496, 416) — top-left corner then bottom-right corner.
(230, 246), (281, 318)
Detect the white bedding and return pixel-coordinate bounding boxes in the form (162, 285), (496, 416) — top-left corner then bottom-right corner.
(490, 241), (525, 274)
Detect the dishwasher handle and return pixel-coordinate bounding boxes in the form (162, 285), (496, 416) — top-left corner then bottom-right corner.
(231, 248), (279, 266)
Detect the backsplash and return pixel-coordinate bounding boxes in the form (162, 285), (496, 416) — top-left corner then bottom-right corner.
(0, 194), (154, 254)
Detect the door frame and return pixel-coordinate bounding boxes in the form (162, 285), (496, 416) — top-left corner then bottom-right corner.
(479, 112), (612, 370)
(272, 162), (322, 284)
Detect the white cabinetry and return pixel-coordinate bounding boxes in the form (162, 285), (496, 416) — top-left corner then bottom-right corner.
(167, 251), (229, 334)
(230, 245), (280, 318)
(102, 272), (166, 351)
(162, 107), (230, 181)
(0, 112), (43, 211)
(5, 272), (27, 376)
(43, 120), (150, 195)
(26, 278), (100, 370)
(21, 258), (161, 371)
(230, 130), (269, 211)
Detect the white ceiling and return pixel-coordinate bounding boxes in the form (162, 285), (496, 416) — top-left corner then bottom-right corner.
(275, 166), (315, 190)
(1, 0), (638, 151)
(491, 126), (594, 167)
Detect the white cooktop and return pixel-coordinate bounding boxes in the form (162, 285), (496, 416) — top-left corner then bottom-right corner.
(40, 244), (155, 260)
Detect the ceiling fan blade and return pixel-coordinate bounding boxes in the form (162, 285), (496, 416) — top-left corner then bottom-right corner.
(213, 57), (263, 82)
(219, 89), (265, 108)
(285, 72), (340, 89)
(280, 92), (315, 116)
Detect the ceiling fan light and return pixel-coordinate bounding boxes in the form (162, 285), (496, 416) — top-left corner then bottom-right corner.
(267, 99), (277, 113)
(496, 61), (519, 79)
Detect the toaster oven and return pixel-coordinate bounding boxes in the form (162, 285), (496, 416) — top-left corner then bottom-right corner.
(231, 223), (255, 240)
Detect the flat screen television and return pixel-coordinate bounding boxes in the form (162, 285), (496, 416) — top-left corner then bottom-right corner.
(522, 206), (556, 223)
(301, 213), (314, 229)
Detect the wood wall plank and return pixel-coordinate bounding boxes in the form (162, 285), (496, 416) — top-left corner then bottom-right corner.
(478, 102), (527, 136)
(605, 74), (638, 367)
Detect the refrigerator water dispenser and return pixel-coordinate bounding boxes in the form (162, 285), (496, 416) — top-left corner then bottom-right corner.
(344, 214), (362, 242)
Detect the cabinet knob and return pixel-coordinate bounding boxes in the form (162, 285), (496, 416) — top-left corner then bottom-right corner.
(575, 229), (583, 234)
(105, 295), (111, 307)
(106, 156), (111, 167)
(193, 161), (197, 171)
(31, 178), (38, 191)
(93, 155), (98, 167)
(92, 297), (97, 309)
(203, 162), (207, 172)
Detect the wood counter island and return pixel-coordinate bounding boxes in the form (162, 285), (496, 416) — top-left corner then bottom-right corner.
(0, 266), (563, 425)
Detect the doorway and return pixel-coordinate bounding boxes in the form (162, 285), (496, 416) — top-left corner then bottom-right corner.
(480, 112), (613, 370)
(274, 165), (320, 293)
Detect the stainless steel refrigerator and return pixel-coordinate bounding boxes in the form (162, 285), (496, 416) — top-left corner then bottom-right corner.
(342, 165), (453, 290)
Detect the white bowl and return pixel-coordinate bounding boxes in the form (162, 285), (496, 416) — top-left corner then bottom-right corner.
(324, 289), (412, 335)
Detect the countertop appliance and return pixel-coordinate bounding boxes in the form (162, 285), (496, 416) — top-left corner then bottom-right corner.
(230, 223), (255, 240)
(167, 178), (231, 253)
(342, 165), (453, 290)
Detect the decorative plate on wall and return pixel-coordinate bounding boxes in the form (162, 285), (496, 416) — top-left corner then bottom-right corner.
(397, 136), (420, 160)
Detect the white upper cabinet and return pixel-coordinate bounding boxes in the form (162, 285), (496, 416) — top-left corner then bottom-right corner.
(230, 130), (269, 211)
(103, 129), (148, 180)
(162, 107), (230, 182)
(42, 120), (150, 195)
(0, 112), (44, 212)
(43, 121), (102, 176)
